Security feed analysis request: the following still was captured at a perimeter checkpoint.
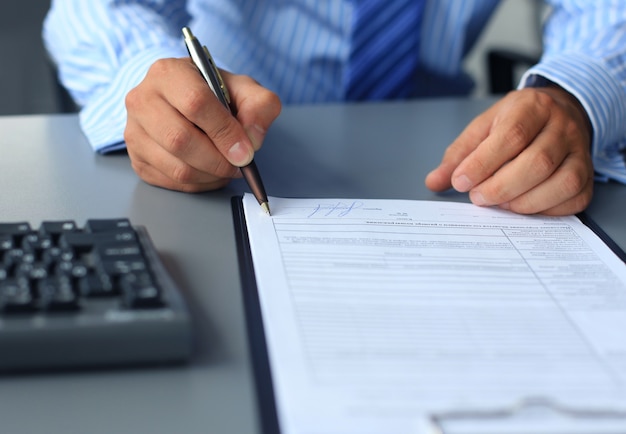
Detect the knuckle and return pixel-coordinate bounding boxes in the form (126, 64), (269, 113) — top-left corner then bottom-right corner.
(123, 125), (136, 147)
(559, 168), (586, 198)
(148, 58), (174, 78)
(502, 120), (530, 150)
(566, 196), (590, 215)
(574, 188), (593, 212)
(162, 125), (192, 155)
(181, 87), (210, 117)
(563, 117), (584, 142)
(511, 202), (537, 215)
(125, 87), (141, 111)
(463, 155), (489, 183)
(170, 162), (196, 184)
(529, 149), (558, 176)
(482, 181), (508, 203)
(206, 119), (236, 146)
(507, 193), (541, 215)
(533, 88), (556, 108)
(507, 202), (529, 215)
(129, 157), (146, 177)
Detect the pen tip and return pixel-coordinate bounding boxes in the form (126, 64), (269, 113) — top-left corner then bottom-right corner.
(261, 202), (271, 216)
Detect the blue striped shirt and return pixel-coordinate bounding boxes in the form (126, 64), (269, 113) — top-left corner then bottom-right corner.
(43, 0), (626, 183)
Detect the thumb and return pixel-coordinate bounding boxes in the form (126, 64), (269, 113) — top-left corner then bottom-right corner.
(223, 71), (282, 152)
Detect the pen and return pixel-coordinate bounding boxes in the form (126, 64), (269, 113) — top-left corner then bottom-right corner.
(182, 26), (271, 215)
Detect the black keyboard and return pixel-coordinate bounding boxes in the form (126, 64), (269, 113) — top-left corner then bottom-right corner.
(0, 218), (192, 372)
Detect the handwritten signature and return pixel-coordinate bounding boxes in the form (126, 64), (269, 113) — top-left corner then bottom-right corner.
(307, 201), (364, 218)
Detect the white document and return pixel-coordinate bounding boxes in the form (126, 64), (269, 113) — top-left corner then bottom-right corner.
(241, 194), (626, 434)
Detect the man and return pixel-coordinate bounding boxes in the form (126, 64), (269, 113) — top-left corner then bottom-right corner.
(43, 1), (626, 215)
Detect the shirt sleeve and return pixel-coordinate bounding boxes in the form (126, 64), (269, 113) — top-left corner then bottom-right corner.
(518, 0), (626, 184)
(43, 1), (191, 153)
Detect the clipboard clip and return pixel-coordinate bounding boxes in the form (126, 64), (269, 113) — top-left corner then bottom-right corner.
(428, 396), (626, 434)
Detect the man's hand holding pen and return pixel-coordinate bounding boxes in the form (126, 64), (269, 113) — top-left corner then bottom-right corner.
(124, 57), (281, 194)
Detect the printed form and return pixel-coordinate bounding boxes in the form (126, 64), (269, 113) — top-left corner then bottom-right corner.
(241, 194), (626, 434)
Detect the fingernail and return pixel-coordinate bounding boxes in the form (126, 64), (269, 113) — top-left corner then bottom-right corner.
(470, 191), (486, 206)
(245, 124), (266, 151)
(227, 142), (252, 166)
(453, 174), (472, 192)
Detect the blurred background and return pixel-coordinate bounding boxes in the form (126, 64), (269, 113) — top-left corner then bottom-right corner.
(0, 1), (60, 114)
(0, 0), (544, 116)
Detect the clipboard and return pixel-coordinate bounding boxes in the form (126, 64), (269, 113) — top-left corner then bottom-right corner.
(231, 195), (626, 434)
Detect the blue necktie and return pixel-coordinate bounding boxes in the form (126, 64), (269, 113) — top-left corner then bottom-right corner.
(345, 0), (425, 101)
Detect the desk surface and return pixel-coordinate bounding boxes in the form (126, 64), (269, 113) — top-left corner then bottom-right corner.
(0, 98), (623, 434)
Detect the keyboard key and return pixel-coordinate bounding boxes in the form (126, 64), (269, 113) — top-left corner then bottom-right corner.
(38, 275), (80, 312)
(86, 218), (132, 233)
(120, 272), (164, 309)
(55, 259), (89, 279)
(0, 222), (32, 237)
(0, 278), (36, 313)
(58, 232), (96, 253)
(78, 272), (116, 297)
(22, 232), (53, 252)
(0, 223), (32, 250)
(15, 261), (48, 284)
(59, 229), (137, 253)
(3, 248), (25, 272)
(94, 241), (147, 276)
(0, 234), (14, 251)
(41, 246), (74, 269)
(39, 220), (78, 240)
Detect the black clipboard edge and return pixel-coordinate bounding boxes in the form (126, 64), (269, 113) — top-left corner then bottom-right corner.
(231, 196), (281, 434)
(577, 211), (626, 263)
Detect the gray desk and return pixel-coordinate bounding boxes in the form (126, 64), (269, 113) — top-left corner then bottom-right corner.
(0, 99), (623, 434)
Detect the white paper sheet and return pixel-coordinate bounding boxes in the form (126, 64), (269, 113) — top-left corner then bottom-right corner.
(241, 194), (626, 434)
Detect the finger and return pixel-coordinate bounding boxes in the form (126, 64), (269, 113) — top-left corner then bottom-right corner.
(450, 91), (551, 193)
(125, 121), (237, 192)
(535, 187), (593, 216)
(496, 152), (594, 215)
(126, 88), (239, 179)
(133, 158), (232, 192)
(467, 127), (568, 206)
(149, 58), (255, 167)
(425, 101), (501, 192)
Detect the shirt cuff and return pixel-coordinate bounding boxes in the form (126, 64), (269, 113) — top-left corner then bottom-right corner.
(519, 53), (626, 183)
(79, 45), (186, 154)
